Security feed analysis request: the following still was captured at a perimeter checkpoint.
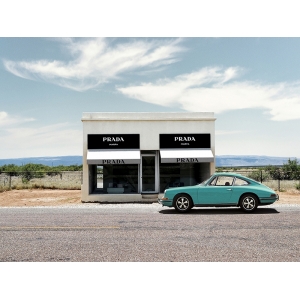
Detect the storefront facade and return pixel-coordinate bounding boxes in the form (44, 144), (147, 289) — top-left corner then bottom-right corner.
(81, 112), (216, 202)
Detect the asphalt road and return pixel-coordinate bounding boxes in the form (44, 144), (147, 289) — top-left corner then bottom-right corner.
(0, 203), (300, 262)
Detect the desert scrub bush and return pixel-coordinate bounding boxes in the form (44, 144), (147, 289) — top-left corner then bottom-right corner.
(0, 186), (11, 193)
(264, 165), (285, 180)
(295, 183), (300, 190)
(20, 164), (46, 183)
(248, 169), (270, 182)
(31, 184), (57, 189)
(0, 164), (19, 176)
(1, 163), (82, 190)
(282, 159), (300, 180)
(1, 163), (82, 176)
(13, 184), (32, 190)
(265, 159), (300, 181)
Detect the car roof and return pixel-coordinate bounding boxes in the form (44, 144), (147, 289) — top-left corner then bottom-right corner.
(213, 172), (242, 176)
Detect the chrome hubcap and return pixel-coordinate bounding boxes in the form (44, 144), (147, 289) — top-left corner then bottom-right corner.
(243, 197), (255, 210)
(176, 197), (189, 210)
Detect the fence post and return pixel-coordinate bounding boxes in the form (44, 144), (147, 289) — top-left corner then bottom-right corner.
(260, 170), (263, 183)
(278, 178), (280, 191)
(9, 174), (11, 189)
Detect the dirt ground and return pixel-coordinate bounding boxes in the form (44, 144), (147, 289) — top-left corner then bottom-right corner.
(0, 189), (82, 207)
(0, 189), (299, 207)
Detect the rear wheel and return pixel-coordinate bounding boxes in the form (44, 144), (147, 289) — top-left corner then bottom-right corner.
(174, 194), (193, 213)
(239, 194), (258, 213)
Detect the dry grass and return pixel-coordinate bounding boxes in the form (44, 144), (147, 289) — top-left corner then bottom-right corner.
(0, 184), (80, 193)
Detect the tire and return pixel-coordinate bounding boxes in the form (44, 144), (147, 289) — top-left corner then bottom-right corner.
(239, 194), (258, 213)
(174, 194), (193, 213)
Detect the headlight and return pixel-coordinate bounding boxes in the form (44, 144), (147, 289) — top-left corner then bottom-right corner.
(161, 190), (168, 200)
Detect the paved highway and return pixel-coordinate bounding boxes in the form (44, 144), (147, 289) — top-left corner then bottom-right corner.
(0, 203), (299, 261)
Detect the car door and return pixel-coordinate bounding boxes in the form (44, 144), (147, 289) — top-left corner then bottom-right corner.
(198, 175), (234, 204)
(230, 177), (251, 204)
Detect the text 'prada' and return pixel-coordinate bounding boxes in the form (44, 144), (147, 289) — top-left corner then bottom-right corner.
(103, 137), (124, 142)
(102, 160), (125, 164)
(174, 137), (196, 142)
(177, 158), (199, 162)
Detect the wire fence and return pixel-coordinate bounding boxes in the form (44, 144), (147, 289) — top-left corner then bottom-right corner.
(1, 169), (300, 192)
(0, 171), (83, 191)
(218, 169), (300, 191)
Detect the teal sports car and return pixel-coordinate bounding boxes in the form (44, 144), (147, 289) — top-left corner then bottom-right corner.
(158, 172), (279, 213)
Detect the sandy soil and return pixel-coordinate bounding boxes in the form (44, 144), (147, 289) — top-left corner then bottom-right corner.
(0, 189), (299, 207)
(276, 191), (300, 204)
(0, 189), (82, 207)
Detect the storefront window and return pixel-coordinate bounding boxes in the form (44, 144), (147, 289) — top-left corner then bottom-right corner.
(159, 162), (210, 193)
(89, 164), (138, 194)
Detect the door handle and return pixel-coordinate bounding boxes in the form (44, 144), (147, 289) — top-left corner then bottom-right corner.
(227, 188), (232, 191)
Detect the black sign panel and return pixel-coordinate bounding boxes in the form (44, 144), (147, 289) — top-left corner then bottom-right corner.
(88, 134), (140, 149)
(160, 134), (210, 149)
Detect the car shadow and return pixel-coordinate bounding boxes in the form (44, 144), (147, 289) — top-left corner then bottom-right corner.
(158, 207), (280, 215)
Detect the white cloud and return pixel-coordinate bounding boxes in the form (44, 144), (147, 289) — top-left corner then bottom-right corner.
(3, 38), (185, 91)
(0, 112), (81, 158)
(117, 67), (300, 121)
(0, 111), (35, 127)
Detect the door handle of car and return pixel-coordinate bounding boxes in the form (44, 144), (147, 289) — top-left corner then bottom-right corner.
(227, 188), (232, 191)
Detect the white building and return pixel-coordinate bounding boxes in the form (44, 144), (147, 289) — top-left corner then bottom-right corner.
(81, 112), (216, 202)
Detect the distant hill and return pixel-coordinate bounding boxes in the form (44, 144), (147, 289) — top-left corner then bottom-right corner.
(0, 155), (298, 167)
(216, 155), (299, 167)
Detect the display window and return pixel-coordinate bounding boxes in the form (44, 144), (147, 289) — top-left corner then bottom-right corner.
(159, 162), (211, 193)
(89, 164), (139, 194)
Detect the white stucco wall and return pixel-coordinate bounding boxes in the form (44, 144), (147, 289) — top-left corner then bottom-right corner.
(81, 112), (216, 202)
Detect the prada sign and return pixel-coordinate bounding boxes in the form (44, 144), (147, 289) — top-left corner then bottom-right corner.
(160, 134), (210, 149)
(87, 149), (141, 165)
(176, 158), (200, 163)
(160, 149), (214, 164)
(88, 134), (140, 149)
(101, 159), (125, 164)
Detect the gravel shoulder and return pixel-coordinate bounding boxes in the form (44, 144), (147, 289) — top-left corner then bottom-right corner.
(0, 189), (299, 207)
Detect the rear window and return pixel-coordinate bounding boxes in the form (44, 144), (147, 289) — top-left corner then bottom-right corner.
(233, 178), (249, 186)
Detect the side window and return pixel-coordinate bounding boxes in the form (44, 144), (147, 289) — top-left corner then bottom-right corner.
(210, 176), (234, 186)
(234, 178), (249, 186)
(215, 176), (234, 186)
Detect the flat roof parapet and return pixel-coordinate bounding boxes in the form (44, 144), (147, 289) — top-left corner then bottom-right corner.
(81, 112), (215, 121)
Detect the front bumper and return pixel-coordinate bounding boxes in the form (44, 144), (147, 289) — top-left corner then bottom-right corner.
(158, 198), (173, 207)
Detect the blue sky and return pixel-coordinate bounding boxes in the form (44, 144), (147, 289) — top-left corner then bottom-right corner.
(1, 2), (300, 159)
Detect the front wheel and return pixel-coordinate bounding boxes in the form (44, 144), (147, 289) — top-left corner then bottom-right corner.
(239, 194), (258, 213)
(174, 194), (193, 213)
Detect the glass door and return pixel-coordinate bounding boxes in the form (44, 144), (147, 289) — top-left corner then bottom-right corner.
(141, 155), (156, 193)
